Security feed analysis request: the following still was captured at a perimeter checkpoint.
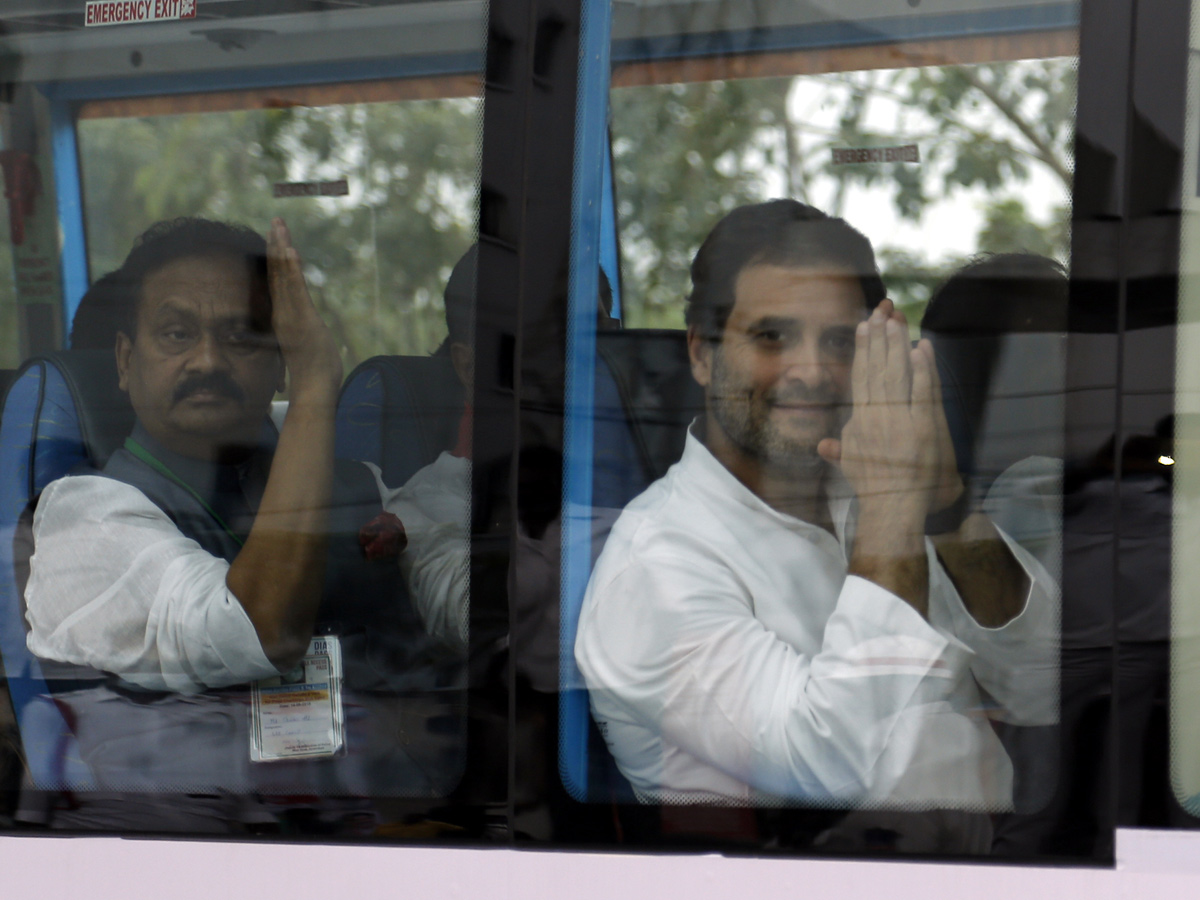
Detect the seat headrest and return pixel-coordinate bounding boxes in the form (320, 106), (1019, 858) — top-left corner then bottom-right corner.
(336, 354), (464, 486)
(21, 349), (135, 465)
(596, 329), (704, 482)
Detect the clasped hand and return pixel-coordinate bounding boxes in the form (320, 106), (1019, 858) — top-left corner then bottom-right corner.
(817, 300), (962, 535)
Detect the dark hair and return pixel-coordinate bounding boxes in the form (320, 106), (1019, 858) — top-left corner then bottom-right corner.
(921, 252), (1068, 337)
(116, 217), (270, 338)
(920, 253), (1068, 482)
(69, 269), (129, 351)
(685, 200), (886, 341)
(435, 244), (617, 355)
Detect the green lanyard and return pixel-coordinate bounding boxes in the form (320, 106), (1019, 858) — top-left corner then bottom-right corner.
(124, 437), (246, 548)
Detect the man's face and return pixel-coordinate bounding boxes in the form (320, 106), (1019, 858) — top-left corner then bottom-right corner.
(690, 263), (865, 475)
(116, 253), (283, 459)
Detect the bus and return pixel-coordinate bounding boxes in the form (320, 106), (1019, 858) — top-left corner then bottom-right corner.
(0, 0), (1196, 895)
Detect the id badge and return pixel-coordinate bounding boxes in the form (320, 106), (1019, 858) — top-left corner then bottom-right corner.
(250, 635), (345, 762)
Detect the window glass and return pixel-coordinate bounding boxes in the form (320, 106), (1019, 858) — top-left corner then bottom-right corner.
(0, 1), (484, 839)
(612, 59), (1075, 330)
(1171, 0), (1200, 817)
(78, 89), (481, 362)
(563, 0), (1076, 855)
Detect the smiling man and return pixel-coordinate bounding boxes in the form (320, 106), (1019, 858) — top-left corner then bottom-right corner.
(575, 200), (1058, 821)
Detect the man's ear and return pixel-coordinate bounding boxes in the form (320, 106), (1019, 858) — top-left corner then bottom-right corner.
(115, 331), (132, 393)
(687, 325), (713, 388)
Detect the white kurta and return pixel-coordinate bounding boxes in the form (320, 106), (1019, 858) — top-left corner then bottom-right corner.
(25, 474), (277, 694)
(371, 451), (471, 651)
(575, 430), (1059, 809)
(24, 453), (472, 691)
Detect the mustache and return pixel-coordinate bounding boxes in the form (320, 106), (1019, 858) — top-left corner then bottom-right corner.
(766, 384), (842, 406)
(172, 372), (246, 405)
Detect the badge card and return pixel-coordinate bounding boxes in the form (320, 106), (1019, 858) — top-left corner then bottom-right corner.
(250, 635), (345, 762)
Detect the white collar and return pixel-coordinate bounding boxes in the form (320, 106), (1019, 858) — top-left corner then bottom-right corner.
(679, 422), (854, 547)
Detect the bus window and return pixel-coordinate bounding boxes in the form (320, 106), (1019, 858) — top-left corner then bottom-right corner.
(4, 0), (1199, 877)
(1171, 0), (1200, 824)
(0, 1), (487, 840)
(561, 0), (1076, 857)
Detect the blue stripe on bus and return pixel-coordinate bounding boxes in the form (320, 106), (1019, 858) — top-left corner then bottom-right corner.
(612, 3), (1079, 64)
(47, 94), (89, 334)
(561, 0), (615, 802)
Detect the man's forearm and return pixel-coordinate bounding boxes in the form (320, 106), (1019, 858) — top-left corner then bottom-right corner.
(226, 378), (339, 669)
(848, 499), (929, 618)
(931, 512), (1029, 628)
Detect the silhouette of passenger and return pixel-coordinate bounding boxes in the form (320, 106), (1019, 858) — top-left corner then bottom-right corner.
(68, 269), (129, 351)
(19, 217), (462, 833)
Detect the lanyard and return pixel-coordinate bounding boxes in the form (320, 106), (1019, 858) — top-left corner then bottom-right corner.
(123, 437), (246, 548)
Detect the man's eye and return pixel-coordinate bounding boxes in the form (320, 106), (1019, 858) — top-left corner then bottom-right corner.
(222, 328), (261, 348)
(823, 333), (855, 354)
(753, 330), (784, 346)
(162, 328), (191, 343)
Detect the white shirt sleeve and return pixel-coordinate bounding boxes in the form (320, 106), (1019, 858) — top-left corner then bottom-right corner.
(365, 457), (470, 651)
(24, 475), (278, 693)
(926, 527), (1060, 726)
(923, 456), (1063, 726)
(576, 542), (977, 802)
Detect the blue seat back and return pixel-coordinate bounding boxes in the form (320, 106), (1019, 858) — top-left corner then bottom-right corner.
(336, 354), (463, 481)
(0, 350), (134, 789)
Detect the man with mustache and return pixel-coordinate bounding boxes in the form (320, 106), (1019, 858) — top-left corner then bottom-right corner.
(19, 217), (460, 831)
(575, 201), (1057, 822)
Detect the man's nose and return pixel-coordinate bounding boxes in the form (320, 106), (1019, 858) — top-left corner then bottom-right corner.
(185, 330), (230, 371)
(780, 339), (829, 386)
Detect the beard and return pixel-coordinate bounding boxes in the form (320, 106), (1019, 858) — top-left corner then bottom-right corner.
(708, 350), (845, 476)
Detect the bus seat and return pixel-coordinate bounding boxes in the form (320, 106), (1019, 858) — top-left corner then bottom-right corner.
(335, 354), (464, 483)
(563, 329), (703, 802)
(0, 349), (134, 791)
(593, 328), (704, 508)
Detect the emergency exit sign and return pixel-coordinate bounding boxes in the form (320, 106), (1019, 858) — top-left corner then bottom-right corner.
(85, 0), (196, 27)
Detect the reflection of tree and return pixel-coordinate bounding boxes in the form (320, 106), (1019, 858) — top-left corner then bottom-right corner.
(612, 58), (1076, 327)
(78, 97), (480, 366)
(611, 79), (792, 327)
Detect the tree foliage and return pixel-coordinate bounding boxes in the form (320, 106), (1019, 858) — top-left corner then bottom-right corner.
(3, 57), (1075, 365)
(611, 78), (792, 327)
(77, 97), (481, 367)
(611, 58), (1076, 327)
